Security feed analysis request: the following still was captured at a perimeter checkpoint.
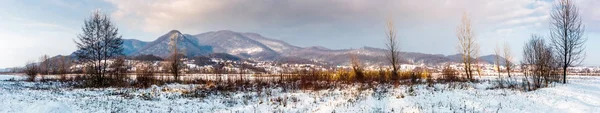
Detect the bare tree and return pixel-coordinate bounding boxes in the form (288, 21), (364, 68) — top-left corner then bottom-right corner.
(109, 56), (127, 79)
(503, 43), (514, 78)
(456, 12), (479, 80)
(441, 64), (459, 82)
(475, 48), (480, 75)
(385, 19), (400, 80)
(239, 60), (245, 81)
(74, 10), (124, 86)
(39, 55), (50, 75)
(550, 0), (586, 84)
(56, 56), (71, 75)
(55, 56), (68, 80)
(24, 61), (39, 82)
(494, 45), (502, 77)
(135, 61), (158, 88)
(522, 35), (556, 90)
(166, 31), (186, 82)
(350, 54), (364, 81)
(10, 67), (20, 73)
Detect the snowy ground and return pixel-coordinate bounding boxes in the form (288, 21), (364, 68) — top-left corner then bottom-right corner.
(0, 74), (598, 113)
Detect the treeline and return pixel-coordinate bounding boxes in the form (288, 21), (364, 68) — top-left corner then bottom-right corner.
(456, 0), (587, 91)
(20, 55), (74, 81)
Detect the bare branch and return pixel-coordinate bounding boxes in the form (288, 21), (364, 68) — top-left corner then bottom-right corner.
(385, 18), (401, 80)
(456, 12), (478, 80)
(549, 0), (586, 84)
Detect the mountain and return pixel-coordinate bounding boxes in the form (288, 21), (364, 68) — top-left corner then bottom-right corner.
(478, 54), (508, 65)
(192, 30), (285, 60)
(283, 46), (504, 66)
(282, 46), (390, 66)
(241, 32), (302, 53)
(131, 30), (212, 58)
(80, 30), (506, 66)
(122, 39), (148, 55)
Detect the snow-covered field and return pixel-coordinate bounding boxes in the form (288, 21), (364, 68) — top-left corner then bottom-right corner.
(0, 74), (598, 113)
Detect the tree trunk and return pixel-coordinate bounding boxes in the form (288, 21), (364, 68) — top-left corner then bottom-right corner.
(507, 69), (511, 78)
(563, 66), (567, 84)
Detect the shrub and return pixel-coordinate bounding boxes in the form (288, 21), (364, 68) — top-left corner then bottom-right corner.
(24, 62), (39, 82)
(441, 65), (460, 82)
(133, 63), (161, 88)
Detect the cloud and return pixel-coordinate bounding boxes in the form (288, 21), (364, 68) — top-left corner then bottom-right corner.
(577, 0), (600, 32)
(104, 0), (599, 64)
(105, 0), (554, 35)
(106, 0), (387, 34)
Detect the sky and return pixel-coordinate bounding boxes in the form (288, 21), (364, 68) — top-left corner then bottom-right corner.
(0, 0), (599, 68)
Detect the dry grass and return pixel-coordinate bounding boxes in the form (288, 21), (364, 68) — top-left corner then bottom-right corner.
(29, 68), (470, 92)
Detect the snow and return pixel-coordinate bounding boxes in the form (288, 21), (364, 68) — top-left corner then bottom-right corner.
(0, 74), (599, 112)
(0, 75), (25, 81)
(230, 47), (264, 54)
(26, 102), (73, 113)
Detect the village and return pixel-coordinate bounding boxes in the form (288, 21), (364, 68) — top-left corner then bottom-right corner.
(59, 57), (600, 76)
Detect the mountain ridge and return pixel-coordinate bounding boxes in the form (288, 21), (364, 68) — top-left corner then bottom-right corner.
(117, 30), (505, 66)
(130, 30), (212, 58)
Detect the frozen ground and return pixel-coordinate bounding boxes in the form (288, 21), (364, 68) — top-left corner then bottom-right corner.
(0, 74), (598, 113)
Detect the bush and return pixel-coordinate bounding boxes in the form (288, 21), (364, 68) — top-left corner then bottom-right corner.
(441, 65), (460, 82)
(24, 62), (39, 82)
(133, 63), (162, 88)
(76, 65), (130, 88)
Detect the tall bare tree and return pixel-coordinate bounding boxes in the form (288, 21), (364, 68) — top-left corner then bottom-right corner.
(503, 43), (514, 78)
(494, 45), (502, 76)
(456, 12), (479, 80)
(385, 19), (400, 80)
(74, 10), (124, 86)
(550, 0), (586, 84)
(166, 31), (186, 82)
